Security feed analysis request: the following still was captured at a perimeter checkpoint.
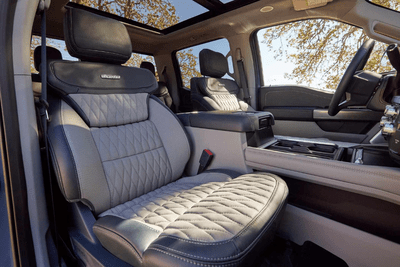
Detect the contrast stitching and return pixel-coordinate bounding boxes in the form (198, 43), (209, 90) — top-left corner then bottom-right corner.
(150, 244), (242, 261)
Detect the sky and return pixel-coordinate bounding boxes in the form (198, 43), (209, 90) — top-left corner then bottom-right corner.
(168, 0), (208, 22)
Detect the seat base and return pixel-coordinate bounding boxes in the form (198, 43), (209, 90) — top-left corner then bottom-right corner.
(93, 171), (288, 267)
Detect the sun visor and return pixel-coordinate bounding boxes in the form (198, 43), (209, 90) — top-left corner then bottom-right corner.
(292, 0), (333, 11)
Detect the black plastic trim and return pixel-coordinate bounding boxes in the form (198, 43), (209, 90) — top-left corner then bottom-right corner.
(265, 107), (315, 121)
(177, 111), (274, 132)
(283, 177), (400, 244)
(249, 29), (262, 110)
(0, 0), (36, 266)
(313, 109), (382, 121)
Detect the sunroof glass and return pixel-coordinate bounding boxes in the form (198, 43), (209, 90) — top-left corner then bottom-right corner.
(169, 0), (208, 22)
(367, 0), (400, 12)
(70, 0), (209, 30)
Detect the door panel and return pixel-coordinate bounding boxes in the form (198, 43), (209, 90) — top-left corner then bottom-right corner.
(259, 85), (332, 109)
(259, 85), (382, 143)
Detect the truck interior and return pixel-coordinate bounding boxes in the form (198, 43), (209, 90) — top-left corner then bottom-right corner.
(1, 0), (400, 266)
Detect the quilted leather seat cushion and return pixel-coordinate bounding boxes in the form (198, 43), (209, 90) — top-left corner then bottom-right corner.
(93, 172), (288, 267)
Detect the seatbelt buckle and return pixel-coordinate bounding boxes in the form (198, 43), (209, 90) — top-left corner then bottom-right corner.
(38, 98), (50, 122)
(197, 149), (214, 174)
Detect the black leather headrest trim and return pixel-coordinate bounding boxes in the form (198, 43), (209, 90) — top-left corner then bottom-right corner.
(34, 46), (63, 72)
(48, 61), (158, 95)
(140, 61), (156, 76)
(64, 8), (132, 64)
(200, 49), (228, 78)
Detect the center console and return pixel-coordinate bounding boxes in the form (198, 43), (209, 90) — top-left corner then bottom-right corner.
(259, 137), (399, 167)
(178, 109), (400, 206)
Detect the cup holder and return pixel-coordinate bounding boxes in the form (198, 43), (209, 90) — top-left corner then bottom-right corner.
(269, 139), (339, 159)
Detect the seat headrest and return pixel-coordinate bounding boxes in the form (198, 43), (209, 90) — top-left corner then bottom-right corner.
(199, 49), (228, 78)
(140, 61), (156, 76)
(34, 46), (62, 72)
(64, 8), (132, 64)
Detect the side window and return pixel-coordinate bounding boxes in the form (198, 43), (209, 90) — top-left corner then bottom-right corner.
(256, 19), (393, 92)
(124, 53), (159, 81)
(177, 38), (233, 88)
(30, 36), (77, 73)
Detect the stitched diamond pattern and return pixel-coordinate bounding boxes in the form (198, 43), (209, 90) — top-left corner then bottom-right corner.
(70, 93), (148, 127)
(211, 94), (241, 111)
(91, 120), (162, 162)
(91, 120), (173, 207)
(100, 173), (277, 242)
(100, 178), (224, 230)
(162, 174), (276, 242)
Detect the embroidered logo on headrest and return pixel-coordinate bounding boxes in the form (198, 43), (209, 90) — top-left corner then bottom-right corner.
(101, 74), (121, 80)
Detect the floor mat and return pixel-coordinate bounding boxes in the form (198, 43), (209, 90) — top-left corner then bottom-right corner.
(256, 237), (349, 267)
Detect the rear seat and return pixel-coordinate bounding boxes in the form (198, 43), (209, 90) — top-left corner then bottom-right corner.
(140, 61), (175, 111)
(32, 45), (62, 96)
(46, 7), (288, 267)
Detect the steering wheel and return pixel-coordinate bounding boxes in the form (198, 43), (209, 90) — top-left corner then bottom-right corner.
(328, 39), (376, 116)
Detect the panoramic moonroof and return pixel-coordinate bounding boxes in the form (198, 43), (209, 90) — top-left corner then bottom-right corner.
(70, 0), (222, 30)
(368, 0), (400, 12)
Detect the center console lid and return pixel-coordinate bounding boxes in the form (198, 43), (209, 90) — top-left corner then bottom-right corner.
(177, 111), (274, 132)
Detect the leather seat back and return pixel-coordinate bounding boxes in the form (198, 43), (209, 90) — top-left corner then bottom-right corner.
(32, 46), (63, 96)
(140, 61), (174, 110)
(47, 8), (190, 215)
(190, 49), (254, 111)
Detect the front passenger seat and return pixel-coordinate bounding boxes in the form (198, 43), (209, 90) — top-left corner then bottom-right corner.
(47, 8), (288, 267)
(191, 49), (254, 112)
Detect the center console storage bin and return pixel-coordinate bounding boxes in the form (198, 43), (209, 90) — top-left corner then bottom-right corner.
(269, 139), (342, 160)
(178, 111), (275, 146)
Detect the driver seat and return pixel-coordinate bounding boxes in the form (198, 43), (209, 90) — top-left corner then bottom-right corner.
(46, 8), (288, 267)
(191, 49), (254, 111)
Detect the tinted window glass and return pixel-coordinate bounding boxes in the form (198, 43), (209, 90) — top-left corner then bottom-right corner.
(30, 36), (78, 73)
(69, 0), (207, 30)
(256, 19), (393, 92)
(123, 53), (158, 80)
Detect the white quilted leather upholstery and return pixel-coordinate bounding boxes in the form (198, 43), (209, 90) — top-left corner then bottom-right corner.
(91, 120), (173, 207)
(70, 93), (148, 127)
(211, 94), (241, 111)
(100, 173), (278, 242)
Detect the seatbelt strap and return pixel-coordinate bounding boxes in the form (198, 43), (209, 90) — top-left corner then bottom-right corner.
(162, 66), (169, 85)
(37, 2), (62, 266)
(161, 66), (177, 112)
(235, 48), (251, 104)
